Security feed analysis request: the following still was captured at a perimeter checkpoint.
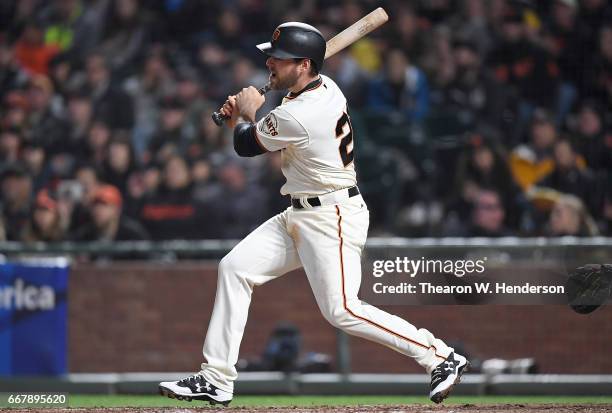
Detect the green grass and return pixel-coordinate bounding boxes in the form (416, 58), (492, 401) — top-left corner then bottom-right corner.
(68, 395), (612, 408)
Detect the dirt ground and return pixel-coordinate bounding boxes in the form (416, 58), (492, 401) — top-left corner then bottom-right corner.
(5, 405), (612, 413)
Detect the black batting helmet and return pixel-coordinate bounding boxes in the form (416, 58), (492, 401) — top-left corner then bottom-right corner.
(256, 22), (326, 71)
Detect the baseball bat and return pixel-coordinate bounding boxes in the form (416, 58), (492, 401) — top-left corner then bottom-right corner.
(211, 7), (389, 126)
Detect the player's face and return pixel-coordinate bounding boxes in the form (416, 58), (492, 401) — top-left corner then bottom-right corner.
(266, 57), (300, 90)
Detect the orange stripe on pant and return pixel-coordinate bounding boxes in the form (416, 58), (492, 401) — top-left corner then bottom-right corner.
(335, 205), (447, 361)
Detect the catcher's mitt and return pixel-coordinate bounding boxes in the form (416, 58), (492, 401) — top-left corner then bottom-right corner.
(565, 264), (612, 314)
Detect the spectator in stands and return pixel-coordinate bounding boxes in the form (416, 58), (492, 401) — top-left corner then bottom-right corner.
(48, 53), (75, 97)
(21, 189), (66, 243)
(13, 22), (60, 76)
(176, 69), (207, 142)
(468, 189), (513, 237)
(578, 0), (612, 53)
(188, 109), (227, 161)
(146, 96), (190, 163)
(435, 38), (503, 128)
(0, 163), (33, 240)
(387, 5), (427, 62)
(71, 184), (148, 241)
(1, 0), (37, 44)
(124, 162), (161, 222)
(47, 151), (77, 183)
(0, 42), (22, 95)
(27, 74), (68, 151)
(0, 128), (21, 164)
(546, 193), (599, 236)
(85, 119), (111, 169)
(443, 189), (512, 237)
(142, 161), (162, 197)
(63, 90), (94, 156)
(536, 139), (598, 215)
(549, 0), (589, 118)
(98, 0), (150, 77)
(451, 0), (492, 55)
(346, 33), (383, 76)
(101, 134), (136, 195)
(568, 101), (612, 173)
(2, 91), (29, 133)
(509, 110), (558, 191)
(85, 52), (134, 129)
(125, 47), (177, 160)
(196, 41), (232, 102)
(191, 157), (216, 202)
(21, 140), (49, 192)
(56, 177), (88, 234)
(450, 135), (521, 226)
(420, 25), (454, 89)
(486, 7), (560, 139)
(74, 164), (101, 203)
(215, 9), (244, 53)
(211, 162), (267, 239)
(366, 48), (430, 122)
(124, 168), (146, 221)
(41, 0), (88, 51)
(140, 155), (219, 239)
(582, 24), (612, 107)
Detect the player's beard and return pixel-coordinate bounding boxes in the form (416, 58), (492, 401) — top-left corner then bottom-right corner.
(270, 67), (300, 91)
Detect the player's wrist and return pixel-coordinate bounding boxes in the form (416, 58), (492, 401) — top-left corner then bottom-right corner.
(240, 110), (257, 123)
(234, 115), (250, 125)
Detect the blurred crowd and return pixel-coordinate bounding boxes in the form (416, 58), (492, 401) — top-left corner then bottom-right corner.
(0, 0), (611, 244)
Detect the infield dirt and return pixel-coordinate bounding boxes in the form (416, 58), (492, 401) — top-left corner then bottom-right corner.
(5, 405), (612, 413)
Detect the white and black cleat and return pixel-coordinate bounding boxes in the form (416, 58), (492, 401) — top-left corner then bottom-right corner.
(159, 373), (232, 406)
(429, 352), (470, 404)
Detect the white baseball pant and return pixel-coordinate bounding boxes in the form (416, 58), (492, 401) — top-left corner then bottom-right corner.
(200, 194), (453, 393)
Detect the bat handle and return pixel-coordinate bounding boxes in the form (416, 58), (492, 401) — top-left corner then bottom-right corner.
(211, 84), (271, 127)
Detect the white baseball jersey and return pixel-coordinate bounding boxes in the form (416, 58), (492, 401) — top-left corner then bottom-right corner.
(199, 74), (454, 395)
(254, 75), (357, 196)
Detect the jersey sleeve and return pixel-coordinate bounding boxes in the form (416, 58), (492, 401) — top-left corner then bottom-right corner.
(254, 107), (308, 151)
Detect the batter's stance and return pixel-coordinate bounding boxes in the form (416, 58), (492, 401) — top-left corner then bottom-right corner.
(159, 22), (468, 405)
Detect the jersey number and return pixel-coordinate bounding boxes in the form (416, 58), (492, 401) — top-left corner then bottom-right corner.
(335, 112), (354, 167)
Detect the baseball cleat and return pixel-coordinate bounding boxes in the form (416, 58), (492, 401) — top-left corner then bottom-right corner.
(158, 373), (232, 406)
(429, 352), (469, 404)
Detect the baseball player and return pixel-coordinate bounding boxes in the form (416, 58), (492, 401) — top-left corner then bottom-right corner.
(159, 22), (468, 405)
